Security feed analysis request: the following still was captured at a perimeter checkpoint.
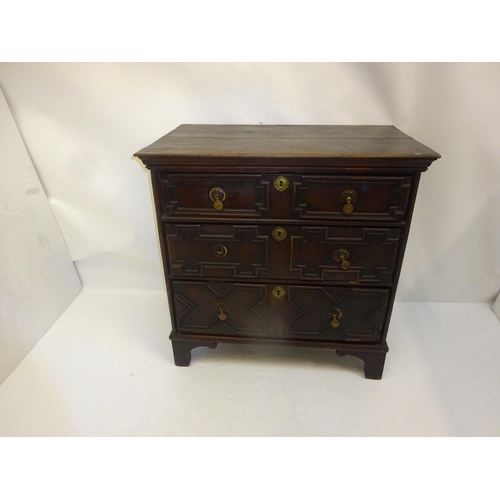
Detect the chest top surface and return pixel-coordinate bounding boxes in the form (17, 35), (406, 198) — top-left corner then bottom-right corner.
(134, 124), (440, 167)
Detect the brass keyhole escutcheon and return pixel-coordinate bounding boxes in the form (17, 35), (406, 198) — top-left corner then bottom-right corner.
(209, 187), (226, 211)
(330, 308), (342, 328)
(341, 190), (357, 215)
(333, 248), (350, 270)
(216, 302), (227, 321)
(272, 286), (286, 299)
(214, 244), (228, 258)
(272, 226), (287, 241)
(274, 175), (289, 192)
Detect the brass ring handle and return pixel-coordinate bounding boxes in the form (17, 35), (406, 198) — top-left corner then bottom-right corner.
(209, 187), (226, 211)
(333, 248), (350, 270)
(341, 190), (357, 215)
(214, 244), (228, 258)
(330, 308), (342, 328)
(216, 302), (227, 321)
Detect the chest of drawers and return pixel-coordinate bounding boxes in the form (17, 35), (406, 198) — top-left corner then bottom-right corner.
(134, 125), (440, 379)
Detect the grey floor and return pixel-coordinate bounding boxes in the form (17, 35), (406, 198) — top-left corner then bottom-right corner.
(0, 290), (499, 436)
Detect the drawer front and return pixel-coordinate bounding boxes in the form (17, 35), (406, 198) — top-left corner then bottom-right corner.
(166, 224), (270, 279)
(285, 285), (388, 342)
(173, 281), (269, 337)
(158, 173), (410, 222)
(159, 173), (270, 219)
(166, 224), (401, 284)
(292, 175), (411, 222)
(288, 226), (401, 283)
(172, 281), (388, 342)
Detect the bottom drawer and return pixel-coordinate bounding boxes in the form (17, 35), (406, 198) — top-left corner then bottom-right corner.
(172, 281), (389, 342)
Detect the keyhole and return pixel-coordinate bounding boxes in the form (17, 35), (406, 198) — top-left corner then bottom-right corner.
(273, 226), (287, 241)
(276, 290), (281, 297)
(279, 180), (283, 187)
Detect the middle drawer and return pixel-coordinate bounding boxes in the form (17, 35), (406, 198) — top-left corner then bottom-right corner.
(165, 224), (401, 284)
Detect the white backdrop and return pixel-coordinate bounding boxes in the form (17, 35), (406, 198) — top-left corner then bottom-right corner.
(0, 89), (81, 383)
(0, 62), (499, 302)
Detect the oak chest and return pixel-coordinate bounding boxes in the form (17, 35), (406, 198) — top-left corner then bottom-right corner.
(134, 125), (440, 379)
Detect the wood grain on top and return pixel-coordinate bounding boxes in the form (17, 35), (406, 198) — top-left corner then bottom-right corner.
(134, 124), (441, 160)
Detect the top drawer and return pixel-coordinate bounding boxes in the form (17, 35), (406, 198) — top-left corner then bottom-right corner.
(290, 175), (411, 222)
(158, 173), (412, 222)
(159, 173), (271, 219)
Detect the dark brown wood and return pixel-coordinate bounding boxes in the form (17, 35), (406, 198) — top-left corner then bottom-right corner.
(134, 125), (441, 161)
(293, 175), (411, 222)
(166, 224), (401, 284)
(170, 331), (389, 352)
(136, 125), (440, 379)
(159, 173), (270, 219)
(336, 350), (387, 380)
(172, 281), (388, 341)
(171, 339), (217, 366)
(146, 161), (435, 171)
(159, 173), (411, 222)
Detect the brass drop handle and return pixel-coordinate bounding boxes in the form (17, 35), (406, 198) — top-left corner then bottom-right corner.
(330, 308), (342, 328)
(216, 302), (227, 321)
(341, 190), (357, 215)
(333, 248), (350, 270)
(209, 187), (226, 211)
